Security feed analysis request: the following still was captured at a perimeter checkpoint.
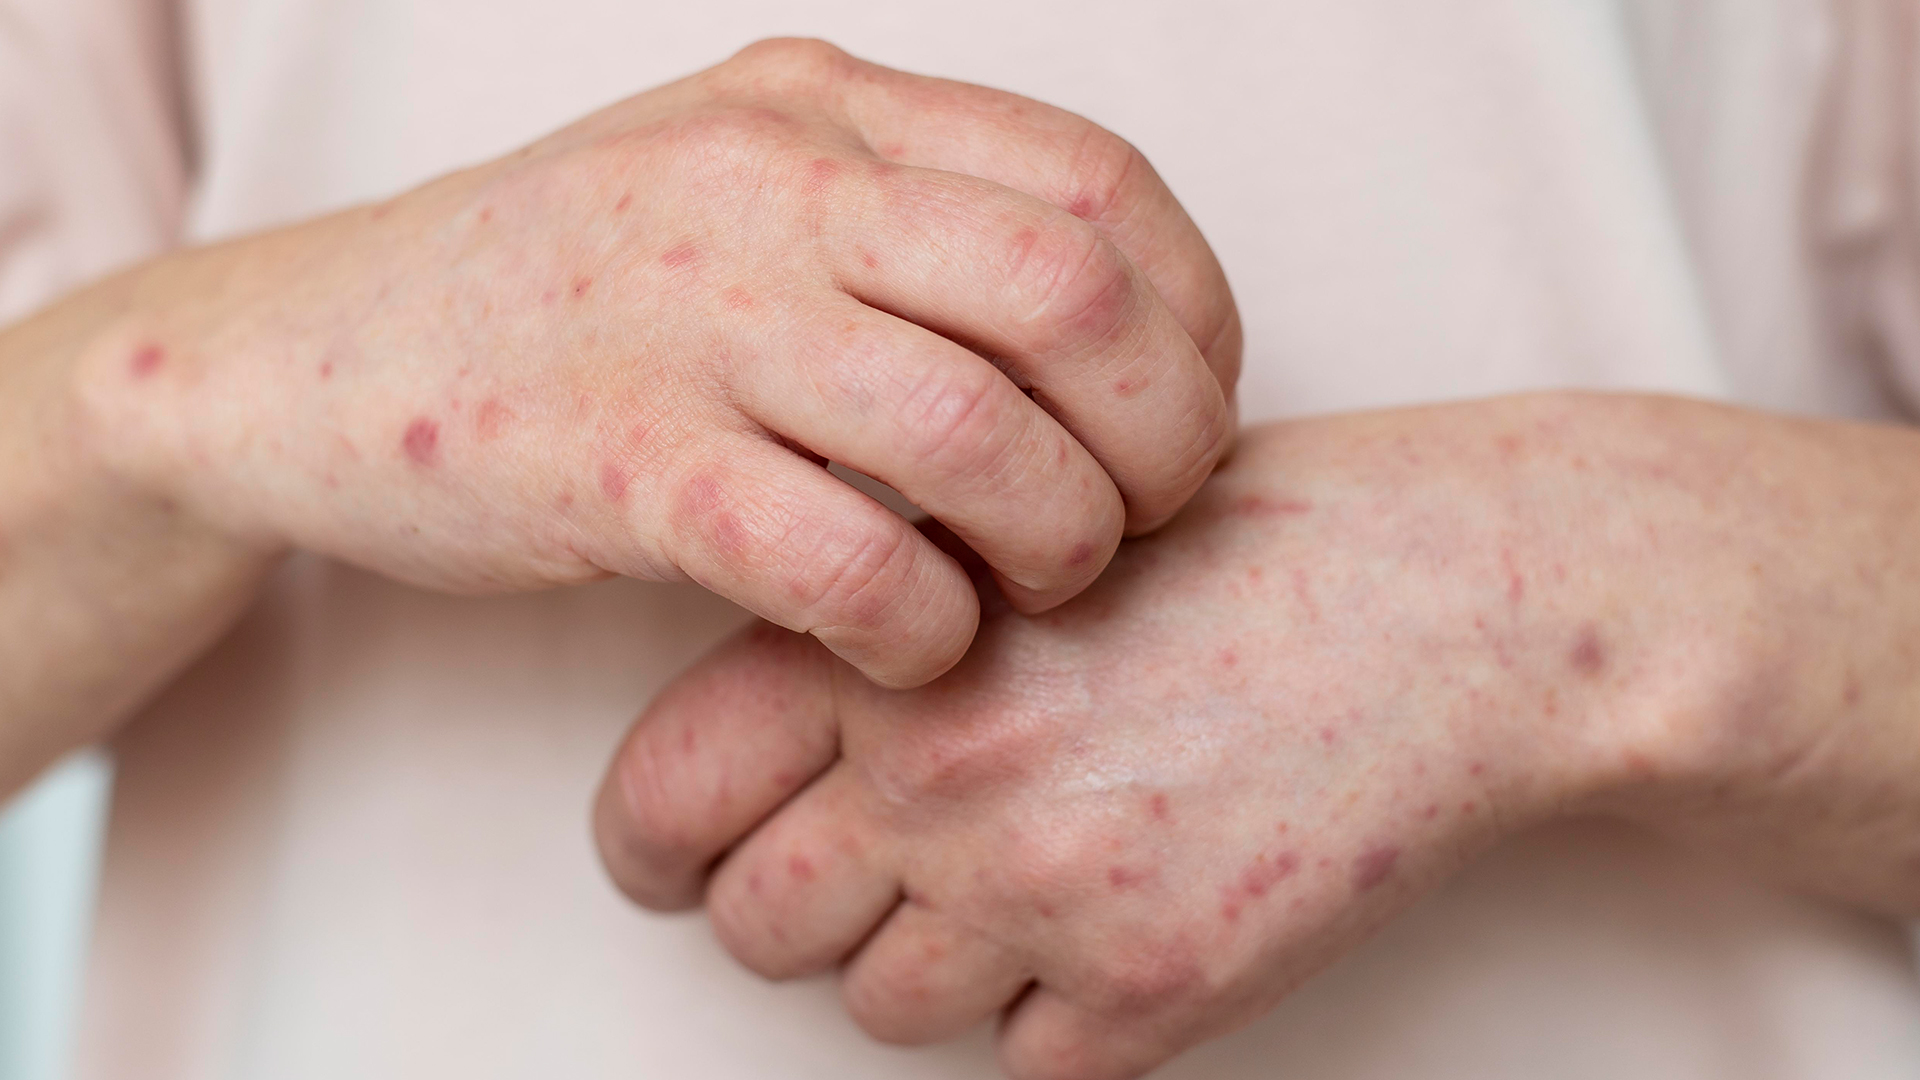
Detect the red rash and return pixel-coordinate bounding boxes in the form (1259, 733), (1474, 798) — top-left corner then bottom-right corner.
(1219, 849), (1300, 923)
(1067, 195), (1095, 219)
(722, 288), (754, 312)
(1148, 793), (1171, 822)
(128, 344), (165, 379)
(1067, 541), (1095, 567)
(661, 242), (700, 270)
(787, 855), (816, 883)
(571, 277), (593, 298)
(615, 194), (633, 212)
(1351, 845), (1400, 892)
(599, 461), (633, 502)
(318, 361), (334, 380)
(473, 398), (512, 441)
(401, 418), (440, 466)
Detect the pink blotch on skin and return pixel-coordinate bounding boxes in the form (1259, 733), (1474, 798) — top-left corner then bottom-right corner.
(661, 242), (700, 270)
(802, 157), (840, 201)
(1218, 647), (1238, 669)
(722, 288), (754, 312)
(599, 461), (633, 502)
(858, 247), (879, 270)
(787, 855), (815, 883)
(1569, 624), (1607, 676)
(1291, 568), (1322, 623)
(401, 418), (440, 466)
(1148, 793), (1171, 822)
(572, 277), (593, 299)
(318, 361), (334, 380)
(1422, 803), (1439, 820)
(554, 491), (575, 512)
(1067, 195), (1095, 219)
(1231, 494), (1313, 518)
(747, 871), (764, 896)
(129, 344), (165, 379)
(1352, 845), (1400, 892)
(615, 194), (633, 212)
(1240, 850), (1300, 898)
(1067, 541), (1095, 567)
(1468, 761), (1485, 776)
(473, 398), (512, 441)
(1108, 866), (1148, 890)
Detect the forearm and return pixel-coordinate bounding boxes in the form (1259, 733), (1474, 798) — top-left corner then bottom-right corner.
(0, 264), (281, 798)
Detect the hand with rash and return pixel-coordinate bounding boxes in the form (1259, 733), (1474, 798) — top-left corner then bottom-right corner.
(595, 394), (1920, 1080)
(66, 38), (1236, 690)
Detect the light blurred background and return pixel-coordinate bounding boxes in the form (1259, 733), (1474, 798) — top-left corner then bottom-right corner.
(0, 752), (112, 1080)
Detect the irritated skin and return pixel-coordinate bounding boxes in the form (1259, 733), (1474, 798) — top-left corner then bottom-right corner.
(596, 395), (1920, 1080)
(0, 39), (1242, 796)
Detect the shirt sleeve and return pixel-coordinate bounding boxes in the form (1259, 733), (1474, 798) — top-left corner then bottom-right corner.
(0, 0), (190, 323)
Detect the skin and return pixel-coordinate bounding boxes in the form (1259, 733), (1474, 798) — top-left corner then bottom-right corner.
(595, 393), (1920, 1080)
(0, 39), (1241, 797)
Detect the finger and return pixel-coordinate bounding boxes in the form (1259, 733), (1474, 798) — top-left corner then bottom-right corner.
(738, 296), (1124, 613)
(841, 899), (1032, 1046)
(706, 765), (899, 980)
(997, 988), (1182, 1080)
(843, 69), (1244, 392)
(823, 166), (1230, 534)
(593, 621), (837, 910)
(657, 434), (977, 687)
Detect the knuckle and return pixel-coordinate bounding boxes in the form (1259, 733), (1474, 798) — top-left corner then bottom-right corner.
(790, 516), (913, 632)
(704, 880), (794, 980)
(726, 37), (854, 85)
(842, 967), (931, 1044)
(1063, 128), (1147, 224)
(1009, 223), (1137, 352)
(901, 365), (1021, 483)
(610, 734), (704, 869)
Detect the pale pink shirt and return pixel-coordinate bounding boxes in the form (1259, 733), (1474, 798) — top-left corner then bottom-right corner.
(6, 0), (1920, 1076)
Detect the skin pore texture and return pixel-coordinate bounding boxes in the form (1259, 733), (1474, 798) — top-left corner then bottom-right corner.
(0, 40), (1242, 796)
(595, 394), (1920, 1080)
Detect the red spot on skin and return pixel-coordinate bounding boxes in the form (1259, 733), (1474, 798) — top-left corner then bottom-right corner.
(1240, 850), (1300, 898)
(722, 287), (754, 312)
(615, 194), (633, 212)
(572, 276), (593, 298)
(1067, 195), (1095, 218)
(541, 289), (558, 304)
(599, 460), (632, 502)
(1148, 793), (1170, 822)
(1113, 377), (1136, 395)
(681, 474), (749, 558)
(679, 726), (696, 754)
(371, 203), (392, 220)
(401, 418), (440, 466)
(478, 207), (492, 224)
(1108, 866), (1148, 890)
(1844, 674), (1862, 708)
(1569, 624), (1607, 676)
(323, 473), (340, 489)
(1276, 821), (1289, 835)
(555, 491), (575, 511)
(1352, 845), (1400, 892)
(1067, 541), (1095, 567)
(318, 361), (334, 380)
(129, 344), (165, 378)
(473, 398), (512, 441)
(1218, 647), (1238, 669)
(661, 242), (700, 270)
(1036, 900), (1056, 918)
(1495, 433), (1521, 458)
(1319, 726), (1337, 746)
(788, 855), (816, 883)
(747, 871), (764, 896)
(802, 157), (840, 200)
(1220, 900), (1242, 923)
(1232, 494), (1314, 517)
(858, 247), (879, 269)
(1461, 800), (1478, 814)
(1422, 803), (1439, 820)
(1468, 761), (1485, 776)
(1247, 566), (1263, 583)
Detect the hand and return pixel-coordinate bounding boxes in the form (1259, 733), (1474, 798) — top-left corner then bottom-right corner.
(592, 394), (1920, 1079)
(73, 38), (1238, 688)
